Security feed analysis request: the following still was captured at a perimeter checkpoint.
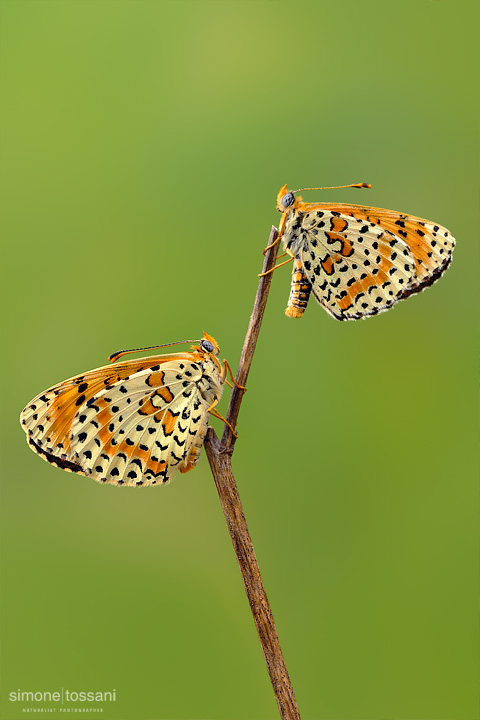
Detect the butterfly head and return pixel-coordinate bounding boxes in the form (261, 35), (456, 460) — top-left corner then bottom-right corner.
(276, 185), (299, 213)
(277, 182), (371, 213)
(194, 332), (220, 356)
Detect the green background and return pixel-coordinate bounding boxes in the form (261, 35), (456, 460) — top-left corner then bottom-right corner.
(1, 1), (477, 719)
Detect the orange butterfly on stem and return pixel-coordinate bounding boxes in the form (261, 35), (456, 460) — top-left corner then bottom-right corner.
(262, 183), (455, 320)
(20, 333), (242, 487)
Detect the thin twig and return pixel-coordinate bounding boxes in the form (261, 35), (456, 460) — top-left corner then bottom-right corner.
(221, 226), (281, 451)
(204, 226), (301, 720)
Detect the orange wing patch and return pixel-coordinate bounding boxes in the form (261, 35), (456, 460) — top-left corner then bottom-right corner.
(321, 256), (334, 275)
(330, 217), (349, 233)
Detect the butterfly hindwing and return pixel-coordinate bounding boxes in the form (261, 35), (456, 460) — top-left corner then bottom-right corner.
(70, 363), (206, 486)
(295, 209), (416, 320)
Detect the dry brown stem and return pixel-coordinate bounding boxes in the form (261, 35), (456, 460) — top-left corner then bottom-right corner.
(204, 226), (301, 720)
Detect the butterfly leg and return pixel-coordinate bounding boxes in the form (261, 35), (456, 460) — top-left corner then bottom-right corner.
(222, 359), (247, 390)
(285, 258), (312, 318)
(263, 211), (288, 255)
(208, 406), (238, 438)
(258, 252), (294, 277)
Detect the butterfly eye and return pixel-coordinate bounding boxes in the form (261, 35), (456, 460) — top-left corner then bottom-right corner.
(281, 192), (295, 208)
(201, 339), (214, 353)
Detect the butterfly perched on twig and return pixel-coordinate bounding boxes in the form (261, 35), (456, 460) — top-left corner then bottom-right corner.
(262, 183), (455, 321)
(20, 333), (241, 487)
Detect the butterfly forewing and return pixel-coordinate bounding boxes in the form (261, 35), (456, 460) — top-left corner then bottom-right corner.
(20, 347), (224, 487)
(334, 205), (455, 295)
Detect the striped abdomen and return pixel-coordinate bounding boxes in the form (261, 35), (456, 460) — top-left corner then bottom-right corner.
(285, 258), (313, 318)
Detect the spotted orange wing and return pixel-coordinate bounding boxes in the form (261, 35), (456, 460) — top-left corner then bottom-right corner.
(282, 200), (455, 320)
(20, 351), (223, 487)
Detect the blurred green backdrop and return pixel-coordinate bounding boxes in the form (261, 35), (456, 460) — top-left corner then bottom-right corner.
(0, 1), (477, 719)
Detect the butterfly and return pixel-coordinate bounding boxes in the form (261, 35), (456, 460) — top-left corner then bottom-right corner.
(20, 333), (240, 487)
(262, 183), (455, 321)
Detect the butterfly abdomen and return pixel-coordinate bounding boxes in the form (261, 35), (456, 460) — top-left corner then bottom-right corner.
(178, 418), (208, 474)
(285, 258), (313, 319)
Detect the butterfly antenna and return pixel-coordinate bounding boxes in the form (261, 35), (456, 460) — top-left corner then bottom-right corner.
(292, 182), (371, 193)
(109, 340), (199, 363)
